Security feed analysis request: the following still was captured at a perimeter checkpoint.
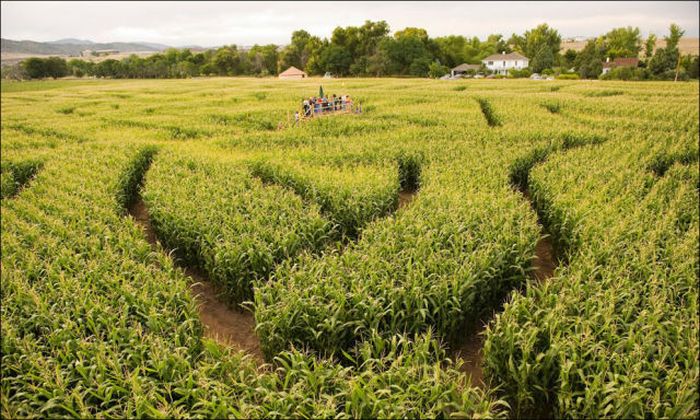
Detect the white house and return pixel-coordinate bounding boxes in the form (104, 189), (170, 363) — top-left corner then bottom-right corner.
(481, 52), (529, 75)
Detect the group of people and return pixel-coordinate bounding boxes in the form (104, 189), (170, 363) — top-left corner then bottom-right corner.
(297, 94), (361, 121)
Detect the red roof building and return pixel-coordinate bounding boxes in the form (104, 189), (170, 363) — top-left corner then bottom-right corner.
(602, 57), (640, 74)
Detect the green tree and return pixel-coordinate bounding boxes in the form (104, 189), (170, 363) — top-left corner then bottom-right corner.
(644, 34), (657, 59)
(575, 37), (605, 79)
(213, 45), (242, 75)
(315, 44), (353, 76)
(488, 34), (512, 55)
(22, 57), (47, 79)
(510, 24), (561, 72)
(67, 59), (94, 78)
(248, 44), (279, 75)
(604, 26), (642, 58)
(434, 35), (469, 68)
(279, 30), (322, 71)
(562, 49), (578, 69)
(683, 55), (699, 79)
(327, 20), (390, 76)
(649, 23), (685, 78)
(428, 61), (449, 78)
(44, 57), (69, 79)
(409, 57), (432, 76)
(666, 23), (685, 52)
(379, 27), (435, 76)
(367, 43), (392, 76)
(94, 59), (121, 78)
(352, 20), (390, 74)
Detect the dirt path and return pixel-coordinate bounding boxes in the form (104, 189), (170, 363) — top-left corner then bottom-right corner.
(128, 197), (264, 363)
(522, 189), (558, 281)
(452, 187), (559, 387)
(398, 189), (417, 208)
(452, 318), (488, 387)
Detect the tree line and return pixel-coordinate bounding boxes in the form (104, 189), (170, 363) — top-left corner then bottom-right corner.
(2, 21), (697, 81)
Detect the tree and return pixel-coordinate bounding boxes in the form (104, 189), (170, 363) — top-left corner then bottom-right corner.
(649, 23), (685, 78)
(67, 59), (94, 78)
(352, 20), (390, 75)
(213, 45), (242, 75)
(315, 44), (353, 76)
(681, 55), (699, 79)
(604, 26), (642, 58)
(1, 63), (27, 80)
(378, 27), (435, 76)
(666, 23), (685, 52)
(562, 49), (578, 69)
(488, 34), (512, 55)
(248, 44), (279, 75)
(94, 59), (121, 78)
(42, 57), (68, 79)
(21, 56), (69, 79)
(22, 57), (47, 79)
(326, 20), (390, 75)
(510, 24), (561, 72)
(644, 34), (657, 59)
(531, 47), (555, 73)
(428, 61), (449, 78)
(575, 37), (605, 79)
(409, 56), (432, 76)
(279, 30), (322, 72)
(367, 44), (392, 76)
(434, 35), (469, 68)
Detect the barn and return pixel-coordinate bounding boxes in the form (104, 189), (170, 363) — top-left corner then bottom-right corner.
(279, 66), (308, 79)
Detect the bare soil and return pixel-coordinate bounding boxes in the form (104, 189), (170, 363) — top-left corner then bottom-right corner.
(128, 197), (264, 363)
(561, 37), (698, 55)
(533, 234), (557, 281)
(452, 186), (559, 387)
(452, 318), (488, 387)
(398, 189), (417, 208)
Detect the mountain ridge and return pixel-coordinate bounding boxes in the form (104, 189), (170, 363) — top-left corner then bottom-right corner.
(1, 38), (171, 56)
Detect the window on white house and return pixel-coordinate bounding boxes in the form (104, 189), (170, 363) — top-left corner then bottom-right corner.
(488, 61), (493, 65)
(503, 61), (506, 66)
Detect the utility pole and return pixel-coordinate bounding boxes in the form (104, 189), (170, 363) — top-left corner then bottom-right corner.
(674, 53), (682, 82)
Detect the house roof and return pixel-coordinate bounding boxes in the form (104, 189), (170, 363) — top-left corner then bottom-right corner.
(602, 57), (640, 69)
(482, 52), (528, 62)
(279, 66), (307, 76)
(451, 63), (481, 71)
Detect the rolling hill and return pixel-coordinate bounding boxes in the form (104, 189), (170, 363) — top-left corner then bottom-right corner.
(1, 38), (169, 56)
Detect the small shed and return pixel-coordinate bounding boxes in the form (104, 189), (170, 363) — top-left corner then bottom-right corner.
(451, 63), (481, 77)
(279, 66), (307, 79)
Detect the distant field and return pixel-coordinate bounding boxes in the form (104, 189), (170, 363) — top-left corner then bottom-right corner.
(562, 36), (699, 54)
(1, 77), (698, 418)
(1, 50), (159, 65)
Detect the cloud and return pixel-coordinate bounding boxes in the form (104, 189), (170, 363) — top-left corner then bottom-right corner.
(2, 1), (698, 46)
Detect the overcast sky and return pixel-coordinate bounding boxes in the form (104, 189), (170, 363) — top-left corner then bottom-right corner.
(2, 1), (698, 47)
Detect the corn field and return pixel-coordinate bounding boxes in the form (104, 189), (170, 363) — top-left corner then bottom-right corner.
(1, 77), (698, 418)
